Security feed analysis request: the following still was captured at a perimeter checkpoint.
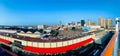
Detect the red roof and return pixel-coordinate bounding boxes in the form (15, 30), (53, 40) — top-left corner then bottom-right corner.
(23, 38), (93, 54)
(0, 38), (11, 44)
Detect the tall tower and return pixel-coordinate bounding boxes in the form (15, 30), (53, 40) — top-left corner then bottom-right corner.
(116, 18), (119, 31)
(86, 19), (91, 26)
(106, 19), (112, 29)
(98, 17), (106, 28)
(98, 17), (102, 26)
(81, 18), (85, 26)
(98, 17), (104, 27)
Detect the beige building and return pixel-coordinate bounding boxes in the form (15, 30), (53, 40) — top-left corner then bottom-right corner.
(91, 21), (97, 26)
(86, 19), (91, 26)
(98, 17), (106, 28)
(106, 19), (112, 29)
(98, 17), (112, 29)
(86, 19), (97, 26)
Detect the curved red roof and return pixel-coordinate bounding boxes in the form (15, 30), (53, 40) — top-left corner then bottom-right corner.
(23, 38), (94, 54)
(0, 38), (11, 44)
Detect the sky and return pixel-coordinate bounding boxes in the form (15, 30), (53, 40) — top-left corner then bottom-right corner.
(0, 0), (120, 25)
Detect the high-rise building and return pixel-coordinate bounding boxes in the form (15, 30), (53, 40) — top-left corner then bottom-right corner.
(98, 17), (103, 26)
(81, 19), (85, 26)
(86, 19), (91, 26)
(103, 19), (106, 28)
(98, 17), (106, 28)
(106, 19), (112, 29)
(98, 17), (112, 29)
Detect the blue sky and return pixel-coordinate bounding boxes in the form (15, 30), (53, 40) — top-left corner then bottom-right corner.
(0, 0), (120, 25)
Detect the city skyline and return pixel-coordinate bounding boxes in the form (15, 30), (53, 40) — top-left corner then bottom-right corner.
(0, 0), (120, 25)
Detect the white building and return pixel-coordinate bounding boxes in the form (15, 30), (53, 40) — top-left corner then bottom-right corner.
(38, 24), (44, 29)
(90, 26), (101, 28)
